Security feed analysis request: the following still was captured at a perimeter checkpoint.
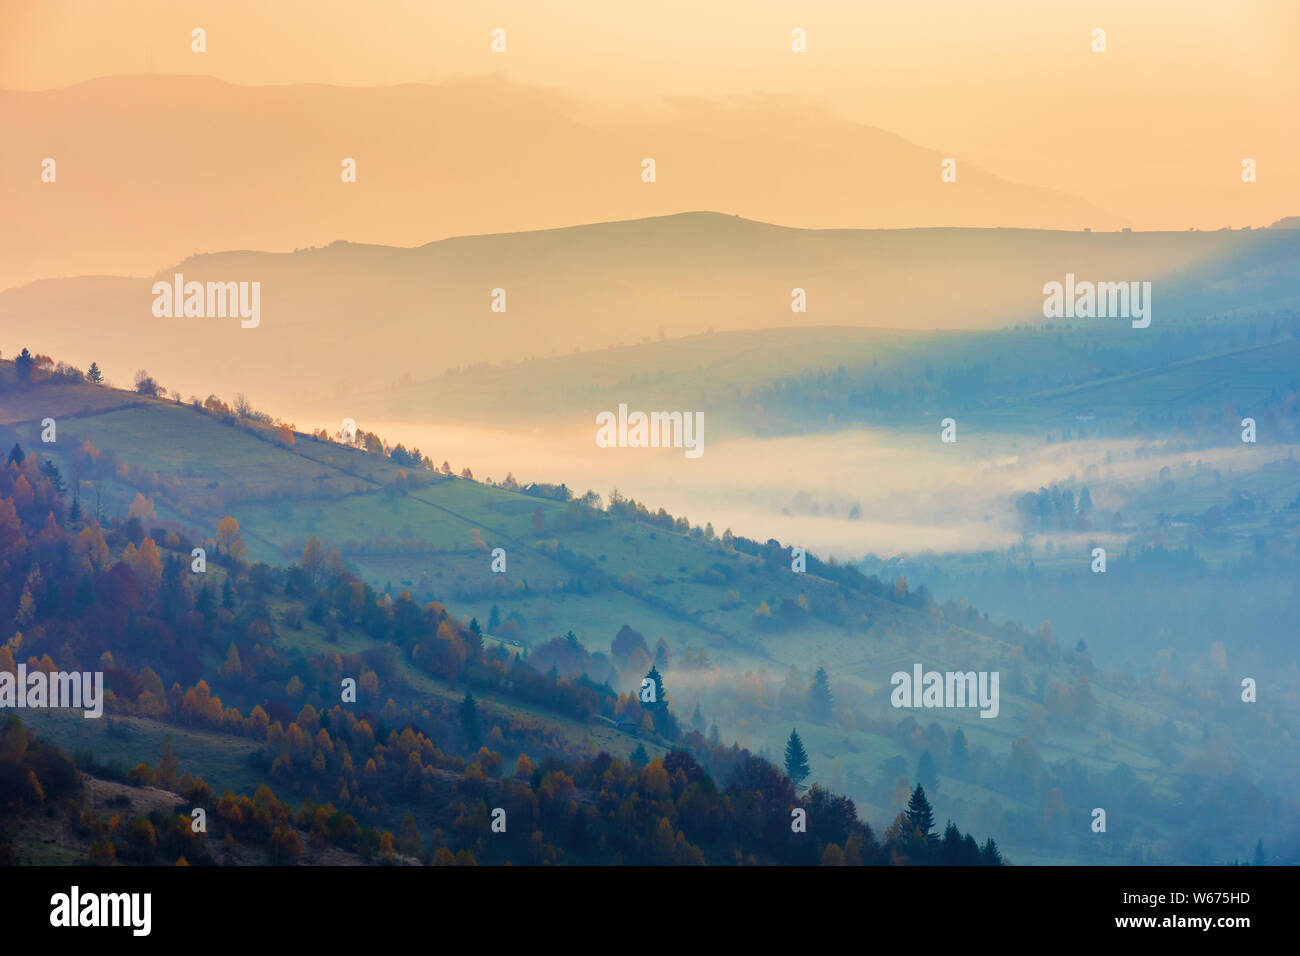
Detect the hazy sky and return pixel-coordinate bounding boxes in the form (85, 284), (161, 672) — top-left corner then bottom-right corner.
(3, 0), (1297, 228)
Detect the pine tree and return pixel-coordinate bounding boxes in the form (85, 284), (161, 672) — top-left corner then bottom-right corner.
(784, 728), (810, 788)
(39, 459), (65, 495)
(917, 749), (938, 791)
(87, 362), (103, 385)
(630, 743), (649, 767)
(691, 702), (704, 731)
(807, 665), (833, 723)
(950, 728), (968, 776)
(14, 349), (34, 383)
(940, 820), (966, 865)
(459, 691), (481, 749)
(1252, 838), (1266, 867)
(979, 837), (1003, 866)
(654, 637), (671, 668)
(644, 666), (667, 710)
(905, 783), (935, 839)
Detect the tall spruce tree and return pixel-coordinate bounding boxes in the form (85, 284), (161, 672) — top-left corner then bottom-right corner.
(784, 728), (811, 788)
(905, 783), (935, 839)
(979, 837), (1003, 866)
(644, 666), (667, 710)
(917, 749), (938, 791)
(807, 666), (833, 724)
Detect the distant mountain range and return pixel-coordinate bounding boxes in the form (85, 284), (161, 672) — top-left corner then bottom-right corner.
(3, 209), (1298, 419)
(0, 72), (1121, 291)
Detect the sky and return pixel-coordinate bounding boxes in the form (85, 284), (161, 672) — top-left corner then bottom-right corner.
(2, 0), (1297, 230)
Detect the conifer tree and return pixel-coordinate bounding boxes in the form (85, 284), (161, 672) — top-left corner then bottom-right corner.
(807, 666), (833, 723)
(950, 728), (969, 775)
(905, 783), (935, 839)
(917, 749), (938, 791)
(644, 666), (667, 710)
(979, 837), (1003, 866)
(784, 728), (810, 788)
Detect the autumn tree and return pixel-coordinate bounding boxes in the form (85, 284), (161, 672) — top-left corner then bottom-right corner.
(130, 818), (158, 861)
(124, 537), (163, 597)
(133, 369), (162, 397)
(216, 516), (245, 560)
(397, 813), (421, 857)
(220, 643), (242, 678)
(300, 536), (328, 588)
(157, 735), (179, 788)
(270, 826), (303, 864)
(127, 493), (155, 524)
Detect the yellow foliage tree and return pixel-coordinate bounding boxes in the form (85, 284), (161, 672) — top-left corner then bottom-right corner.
(127, 493), (156, 524)
(215, 516), (245, 560)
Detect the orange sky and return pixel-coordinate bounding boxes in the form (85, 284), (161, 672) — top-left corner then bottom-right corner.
(2, 0), (1297, 228)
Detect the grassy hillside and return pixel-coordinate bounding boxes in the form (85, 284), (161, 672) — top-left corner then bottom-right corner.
(4, 365), (1294, 864)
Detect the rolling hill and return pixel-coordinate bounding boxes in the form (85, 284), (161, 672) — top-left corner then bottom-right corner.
(3, 363), (1295, 864)
(3, 212), (1299, 425)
